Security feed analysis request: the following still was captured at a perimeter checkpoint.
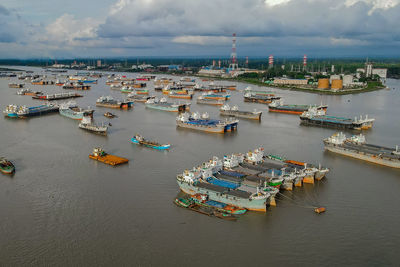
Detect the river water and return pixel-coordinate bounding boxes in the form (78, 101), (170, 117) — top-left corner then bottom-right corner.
(0, 66), (399, 266)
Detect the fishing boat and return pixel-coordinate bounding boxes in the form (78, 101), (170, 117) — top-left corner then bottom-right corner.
(78, 116), (108, 135)
(220, 104), (262, 120)
(131, 134), (171, 150)
(59, 101), (94, 120)
(0, 158), (15, 174)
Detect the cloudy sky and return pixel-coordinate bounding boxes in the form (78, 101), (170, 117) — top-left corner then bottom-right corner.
(0, 0), (399, 59)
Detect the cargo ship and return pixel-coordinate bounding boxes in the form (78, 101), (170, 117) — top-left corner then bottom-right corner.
(300, 107), (375, 130)
(3, 104), (59, 118)
(324, 132), (400, 168)
(220, 104), (262, 120)
(131, 134), (171, 150)
(269, 99), (328, 115)
(135, 88), (149, 95)
(120, 87), (134, 94)
(59, 101), (94, 120)
(17, 89), (43, 96)
(0, 158), (15, 174)
(9, 83), (24, 88)
(62, 82), (91, 90)
(177, 170), (270, 212)
(33, 92), (83, 101)
(196, 96), (225, 106)
(202, 92), (230, 100)
(244, 92), (281, 104)
(176, 112), (238, 133)
(127, 92), (155, 103)
(244, 87), (275, 96)
(31, 79), (54, 85)
(145, 98), (190, 112)
(78, 116), (108, 135)
(96, 96), (133, 109)
(169, 91), (193, 99)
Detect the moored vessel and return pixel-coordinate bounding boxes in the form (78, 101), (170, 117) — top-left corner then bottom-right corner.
(131, 134), (171, 150)
(324, 132), (400, 168)
(244, 92), (281, 104)
(59, 101), (94, 120)
(96, 96), (133, 109)
(220, 104), (262, 120)
(176, 112), (238, 133)
(33, 92), (83, 101)
(89, 148), (128, 166)
(3, 103), (59, 118)
(269, 99), (328, 115)
(196, 96), (225, 106)
(145, 98), (190, 112)
(78, 116), (108, 135)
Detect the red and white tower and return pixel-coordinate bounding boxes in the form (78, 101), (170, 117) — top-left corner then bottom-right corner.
(268, 55), (274, 69)
(303, 54), (307, 71)
(229, 33), (238, 70)
(245, 56), (249, 67)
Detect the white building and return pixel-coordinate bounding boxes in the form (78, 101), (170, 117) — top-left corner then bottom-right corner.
(343, 75), (354, 86)
(372, 68), (387, 79)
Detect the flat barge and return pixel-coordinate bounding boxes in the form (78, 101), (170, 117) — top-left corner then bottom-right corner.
(324, 132), (400, 168)
(89, 148), (128, 166)
(220, 104), (262, 120)
(33, 92), (83, 101)
(300, 108), (374, 130)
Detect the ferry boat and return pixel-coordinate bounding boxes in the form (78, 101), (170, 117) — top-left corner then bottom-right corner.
(78, 116), (108, 135)
(269, 99), (328, 115)
(3, 103), (59, 118)
(33, 92), (83, 101)
(300, 107), (375, 130)
(131, 134), (171, 150)
(0, 158), (15, 174)
(96, 96), (133, 109)
(176, 112), (238, 133)
(145, 98), (190, 112)
(220, 104), (262, 120)
(59, 101), (94, 120)
(324, 132), (400, 168)
(244, 92), (281, 104)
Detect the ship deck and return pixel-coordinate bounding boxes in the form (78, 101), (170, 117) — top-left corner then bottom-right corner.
(342, 142), (400, 160)
(89, 154), (129, 166)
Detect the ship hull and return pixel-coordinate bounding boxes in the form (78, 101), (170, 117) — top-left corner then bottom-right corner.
(220, 110), (261, 120)
(177, 180), (267, 212)
(324, 144), (400, 168)
(300, 116), (370, 130)
(131, 138), (170, 150)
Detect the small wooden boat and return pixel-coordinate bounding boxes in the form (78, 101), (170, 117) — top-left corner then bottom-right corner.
(0, 158), (15, 174)
(131, 134), (171, 150)
(104, 112), (117, 118)
(314, 207), (326, 214)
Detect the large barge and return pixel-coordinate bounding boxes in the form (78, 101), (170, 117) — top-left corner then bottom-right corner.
(244, 92), (281, 104)
(145, 98), (190, 112)
(300, 107), (374, 130)
(3, 104), (59, 118)
(220, 104), (262, 120)
(324, 132), (400, 168)
(96, 96), (133, 109)
(33, 92), (83, 101)
(89, 148), (128, 166)
(269, 99), (328, 115)
(176, 112), (238, 133)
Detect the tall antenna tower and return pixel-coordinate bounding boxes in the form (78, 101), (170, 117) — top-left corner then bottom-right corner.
(245, 56), (249, 68)
(268, 55), (274, 69)
(229, 33), (238, 70)
(303, 54), (307, 71)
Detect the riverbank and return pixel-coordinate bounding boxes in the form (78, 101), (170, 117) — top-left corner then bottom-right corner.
(194, 75), (386, 95)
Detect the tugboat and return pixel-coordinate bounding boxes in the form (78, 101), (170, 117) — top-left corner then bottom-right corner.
(78, 116), (108, 135)
(131, 134), (171, 150)
(0, 158), (15, 174)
